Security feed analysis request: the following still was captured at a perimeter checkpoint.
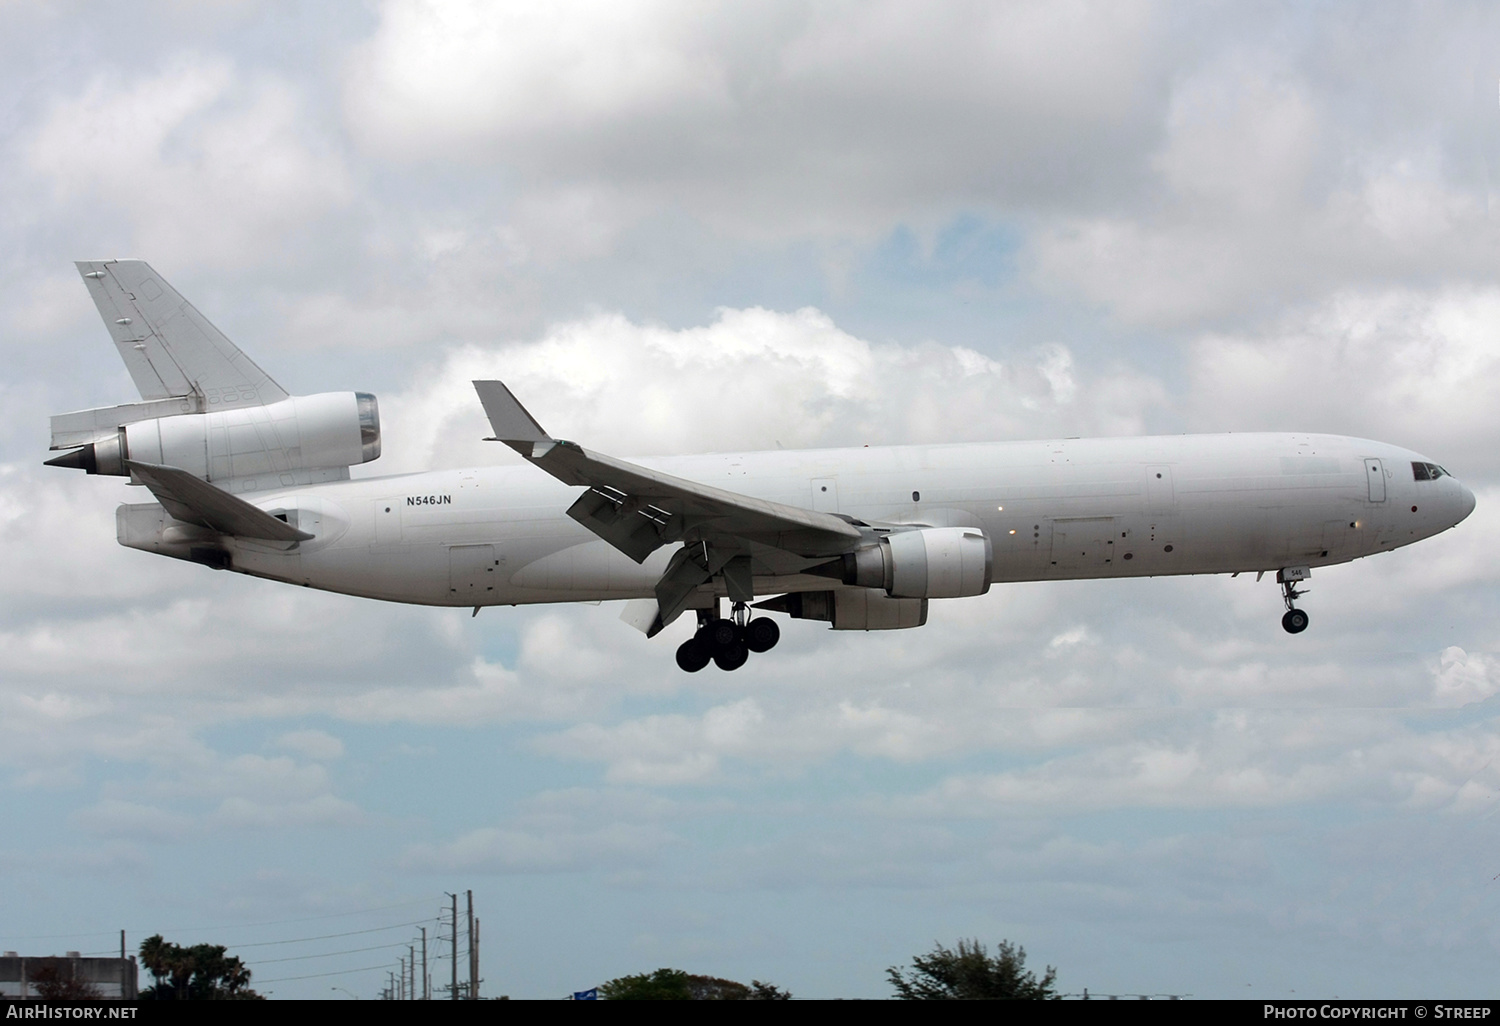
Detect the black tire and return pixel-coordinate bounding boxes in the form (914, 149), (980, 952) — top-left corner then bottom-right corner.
(745, 617), (780, 653)
(676, 637), (712, 672)
(706, 618), (740, 651)
(713, 642), (749, 671)
(1282, 609), (1309, 634)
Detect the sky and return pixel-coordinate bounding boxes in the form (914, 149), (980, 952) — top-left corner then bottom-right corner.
(2, 0), (1499, 1000)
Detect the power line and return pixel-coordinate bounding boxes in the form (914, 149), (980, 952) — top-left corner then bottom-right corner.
(245, 940), (421, 966)
(151, 898), (440, 934)
(255, 962), (398, 984)
(0, 897), (439, 944)
(230, 918), (441, 949)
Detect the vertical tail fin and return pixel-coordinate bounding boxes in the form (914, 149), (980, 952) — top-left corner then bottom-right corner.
(75, 259), (287, 409)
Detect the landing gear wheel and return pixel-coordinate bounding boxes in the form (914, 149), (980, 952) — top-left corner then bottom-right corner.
(706, 618), (740, 651)
(1277, 571), (1310, 635)
(713, 642), (749, 671)
(744, 617), (780, 653)
(675, 636), (712, 672)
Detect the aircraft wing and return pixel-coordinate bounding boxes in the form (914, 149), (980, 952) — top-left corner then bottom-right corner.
(473, 380), (861, 564)
(125, 461), (312, 543)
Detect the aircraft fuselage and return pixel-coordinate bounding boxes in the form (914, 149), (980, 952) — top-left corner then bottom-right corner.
(119, 431), (1474, 609)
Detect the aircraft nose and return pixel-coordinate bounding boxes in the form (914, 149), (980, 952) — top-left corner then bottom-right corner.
(1457, 481), (1477, 523)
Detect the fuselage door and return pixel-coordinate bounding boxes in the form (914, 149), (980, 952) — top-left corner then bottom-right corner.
(1049, 516), (1117, 572)
(1364, 458), (1386, 502)
(1145, 465), (1175, 515)
(450, 543), (497, 599)
(375, 498), (403, 544)
(811, 477), (839, 513)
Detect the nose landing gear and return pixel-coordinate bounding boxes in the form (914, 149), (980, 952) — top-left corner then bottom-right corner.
(674, 602), (781, 672)
(1277, 566), (1311, 634)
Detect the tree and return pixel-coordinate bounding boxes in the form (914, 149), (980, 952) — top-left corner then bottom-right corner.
(30, 965), (102, 1000)
(138, 935), (261, 1000)
(887, 939), (1058, 1000)
(747, 980), (792, 1000)
(597, 969), (791, 1000)
(598, 968), (693, 1000)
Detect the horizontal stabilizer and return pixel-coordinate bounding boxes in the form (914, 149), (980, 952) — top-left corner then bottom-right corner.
(473, 379), (551, 450)
(125, 461), (312, 542)
(76, 260), (287, 409)
(51, 396), (203, 450)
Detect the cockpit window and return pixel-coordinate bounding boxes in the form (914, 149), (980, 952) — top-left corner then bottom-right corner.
(1412, 462), (1446, 481)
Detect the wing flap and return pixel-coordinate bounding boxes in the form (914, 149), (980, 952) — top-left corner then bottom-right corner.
(125, 460), (312, 542)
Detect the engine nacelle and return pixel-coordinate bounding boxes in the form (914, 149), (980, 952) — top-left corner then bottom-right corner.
(837, 526), (992, 598)
(757, 589), (928, 630)
(48, 392), (380, 491)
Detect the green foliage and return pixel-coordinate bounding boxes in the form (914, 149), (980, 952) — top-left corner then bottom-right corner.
(599, 968), (693, 1000)
(887, 939), (1058, 1000)
(139, 935), (261, 1000)
(597, 969), (792, 1000)
(31, 965), (102, 1000)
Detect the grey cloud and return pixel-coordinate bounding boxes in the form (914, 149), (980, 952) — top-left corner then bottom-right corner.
(344, 0), (1168, 236)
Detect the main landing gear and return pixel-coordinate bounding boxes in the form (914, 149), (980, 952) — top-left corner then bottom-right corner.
(675, 602), (781, 672)
(1278, 567), (1310, 634)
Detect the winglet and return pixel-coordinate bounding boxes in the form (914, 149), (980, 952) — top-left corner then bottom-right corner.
(473, 380), (552, 454)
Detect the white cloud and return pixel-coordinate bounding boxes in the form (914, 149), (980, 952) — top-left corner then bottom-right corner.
(24, 56), (352, 265)
(370, 304), (1166, 477)
(897, 713), (1500, 816)
(1028, 55), (1495, 326)
(1431, 647), (1499, 709)
(275, 729), (345, 761)
(74, 799), (193, 842)
(402, 788), (679, 872)
(346, 0), (730, 149)
(210, 792), (363, 830)
(344, 0), (1164, 238)
(1183, 288), (1500, 478)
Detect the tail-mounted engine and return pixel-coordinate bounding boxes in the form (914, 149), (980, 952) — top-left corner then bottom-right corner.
(46, 392), (380, 492)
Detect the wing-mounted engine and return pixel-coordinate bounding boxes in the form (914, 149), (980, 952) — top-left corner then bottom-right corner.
(753, 589), (928, 630)
(822, 526), (993, 598)
(46, 391), (380, 492)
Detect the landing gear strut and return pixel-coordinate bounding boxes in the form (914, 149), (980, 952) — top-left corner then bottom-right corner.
(673, 602), (781, 672)
(1278, 568), (1310, 634)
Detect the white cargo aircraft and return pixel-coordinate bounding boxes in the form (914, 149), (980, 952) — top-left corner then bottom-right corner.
(48, 260), (1475, 672)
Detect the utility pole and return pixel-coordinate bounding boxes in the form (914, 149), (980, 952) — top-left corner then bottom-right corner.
(421, 927), (428, 1000)
(399, 956), (405, 1000)
(120, 930), (125, 960)
(409, 945), (416, 999)
(467, 890), (477, 1000)
(447, 892), (458, 1000)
